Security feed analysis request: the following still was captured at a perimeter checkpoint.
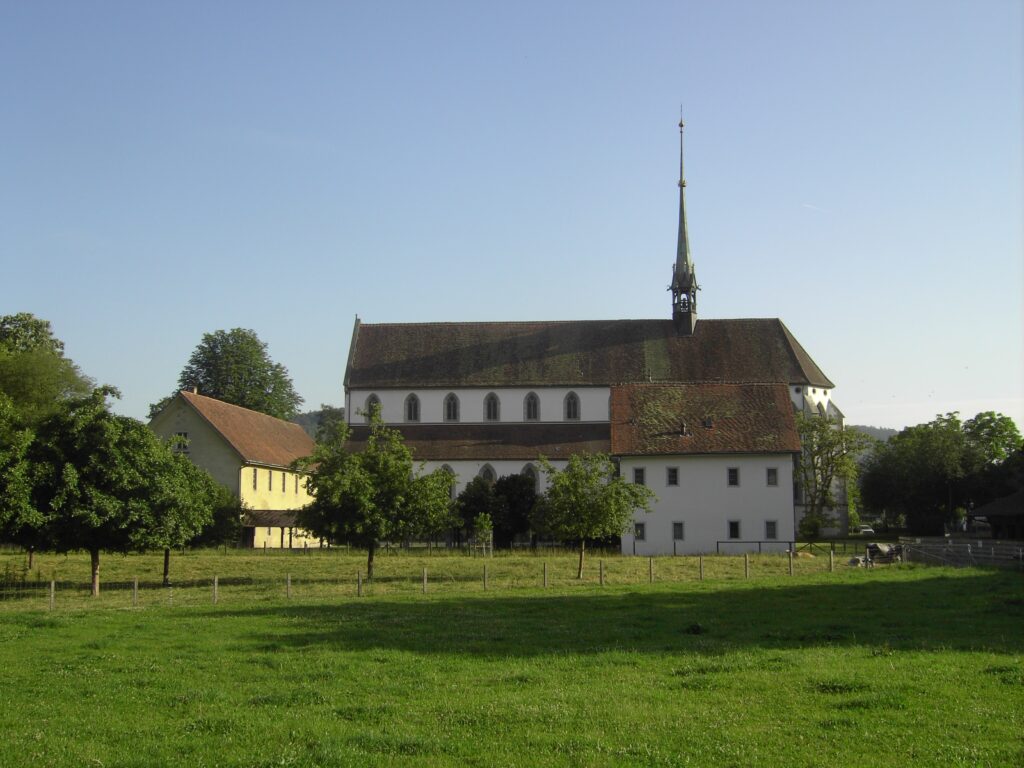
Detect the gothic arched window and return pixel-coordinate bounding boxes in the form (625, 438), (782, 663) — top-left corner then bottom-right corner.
(365, 394), (381, 423)
(564, 391), (580, 421)
(521, 463), (539, 492)
(444, 393), (460, 422)
(484, 393), (500, 422)
(404, 394), (420, 423)
(441, 464), (457, 500)
(524, 392), (540, 422)
(479, 464), (496, 485)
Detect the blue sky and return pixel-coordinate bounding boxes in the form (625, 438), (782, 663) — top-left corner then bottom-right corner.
(2, 1), (1021, 430)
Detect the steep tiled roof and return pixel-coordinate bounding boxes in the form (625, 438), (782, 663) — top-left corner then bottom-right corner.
(610, 383), (801, 456)
(346, 318), (833, 389)
(178, 391), (316, 467)
(347, 422), (610, 461)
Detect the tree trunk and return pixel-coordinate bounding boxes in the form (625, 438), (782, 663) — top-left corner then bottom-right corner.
(163, 548), (171, 587)
(577, 540), (586, 579)
(367, 541), (376, 581)
(27, 547), (34, 570)
(90, 549), (100, 597)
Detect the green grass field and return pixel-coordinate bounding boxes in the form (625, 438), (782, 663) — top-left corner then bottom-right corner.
(0, 550), (1021, 767)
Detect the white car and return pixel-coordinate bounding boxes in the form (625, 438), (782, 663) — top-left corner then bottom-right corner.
(857, 525), (876, 536)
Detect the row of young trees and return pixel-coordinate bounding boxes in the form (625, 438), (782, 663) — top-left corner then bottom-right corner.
(295, 408), (655, 579)
(0, 314), (242, 594)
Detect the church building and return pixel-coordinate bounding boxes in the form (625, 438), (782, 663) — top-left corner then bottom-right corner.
(342, 122), (842, 555)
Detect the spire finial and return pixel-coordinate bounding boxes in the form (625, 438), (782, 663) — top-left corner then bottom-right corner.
(670, 113), (698, 334)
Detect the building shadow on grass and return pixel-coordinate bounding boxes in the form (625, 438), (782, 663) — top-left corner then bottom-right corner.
(218, 569), (1024, 657)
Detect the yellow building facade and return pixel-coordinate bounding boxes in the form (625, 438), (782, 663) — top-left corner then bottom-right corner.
(150, 391), (319, 549)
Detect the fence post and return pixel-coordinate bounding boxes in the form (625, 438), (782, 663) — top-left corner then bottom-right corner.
(649, 557), (654, 584)
(357, 571), (363, 597)
(788, 550), (794, 576)
(286, 574), (291, 599)
(543, 561), (548, 589)
(483, 564), (488, 591)
(744, 553), (749, 579)
(422, 567), (427, 594)
(599, 559), (605, 586)
(49, 579), (55, 611)
(213, 575), (219, 605)
(829, 550), (834, 573)
(133, 577), (138, 608)
(699, 554), (704, 581)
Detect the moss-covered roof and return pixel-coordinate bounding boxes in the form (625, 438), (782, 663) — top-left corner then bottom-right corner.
(346, 318), (834, 390)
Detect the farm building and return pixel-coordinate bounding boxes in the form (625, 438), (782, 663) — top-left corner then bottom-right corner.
(342, 123), (845, 555)
(149, 390), (318, 548)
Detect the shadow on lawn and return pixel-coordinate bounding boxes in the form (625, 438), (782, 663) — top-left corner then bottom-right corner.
(221, 569), (1024, 657)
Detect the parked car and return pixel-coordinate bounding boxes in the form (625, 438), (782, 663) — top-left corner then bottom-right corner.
(857, 525), (876, 536)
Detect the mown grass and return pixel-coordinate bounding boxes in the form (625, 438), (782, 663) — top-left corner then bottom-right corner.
(0, 551), (1021, 767)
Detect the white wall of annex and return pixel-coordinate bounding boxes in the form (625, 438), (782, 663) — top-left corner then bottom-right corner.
(347, 387), (610, 424)
(619, 454), (795, 556)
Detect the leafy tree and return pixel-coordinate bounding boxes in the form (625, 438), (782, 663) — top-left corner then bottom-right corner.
(189, 485), (245, 549)
(860, 411), (1022, 535)
(533, 454), (654, 579)
(150, 328), (303, 419)
(0, 313), (65, 354)
(0, 313), (92, 426)
(294, 407), (452, 580)
(492, 473), (538, 548)
(795, 413), (875, 538)
(455, 476), (499, 541)
(0, 394), (33, 550)
(19, 388), (216, 595)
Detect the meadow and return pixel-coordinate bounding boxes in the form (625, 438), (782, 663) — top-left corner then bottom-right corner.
(0, 549), (1021, 767)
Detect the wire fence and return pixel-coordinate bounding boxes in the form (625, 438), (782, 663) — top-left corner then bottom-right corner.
(0, 544), (899, 612)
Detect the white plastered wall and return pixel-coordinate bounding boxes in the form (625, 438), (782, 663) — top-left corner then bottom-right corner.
(619, 454), (796, 556)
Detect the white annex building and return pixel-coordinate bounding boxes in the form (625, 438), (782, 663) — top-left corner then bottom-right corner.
(342, 123), (844, 555)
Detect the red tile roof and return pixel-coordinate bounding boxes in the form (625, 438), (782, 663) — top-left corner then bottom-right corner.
(346, 422), (610, 461)
(346, 318), (834, 390)
(610, 383), (801, 456)
(178, 391), (316, 467)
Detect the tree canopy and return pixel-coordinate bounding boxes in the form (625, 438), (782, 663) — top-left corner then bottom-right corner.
(533, 454), (654, 578)
(795, 413), (875, 538)
(150, 328), (303, 420)
(0, 312), (92, 426)
(8, 388), (219, 595)
(860, 411), (1023, 534)
(295, 407), (453, 579)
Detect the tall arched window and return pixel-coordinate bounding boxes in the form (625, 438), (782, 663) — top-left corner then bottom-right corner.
(521, 463), (538, 492)
(404, 394), (420, 422)
(484, 393), (500, 422)
(564, 391), (580, 421)
(479, 464), (496, 484)
(364, 394), (381, 423)
(441, 464), (457, 500)
(524, 392), (540, 422)
(444, 393), (460, 422)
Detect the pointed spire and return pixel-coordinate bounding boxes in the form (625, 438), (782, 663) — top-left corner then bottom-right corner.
(671, 115), (698, 334)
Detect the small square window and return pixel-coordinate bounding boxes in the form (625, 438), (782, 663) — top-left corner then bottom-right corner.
(728, 521), (741, 540)
(634, 522), (646, 541)
(765, 521), (778, 540)
(633, 468), (646, 486)
(727, 467), (740, 487)
(673, 522), (685, 541)
(173, 432), (189, 454)
(666, 467), (679, 486)
(766, 468), (778, 487)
